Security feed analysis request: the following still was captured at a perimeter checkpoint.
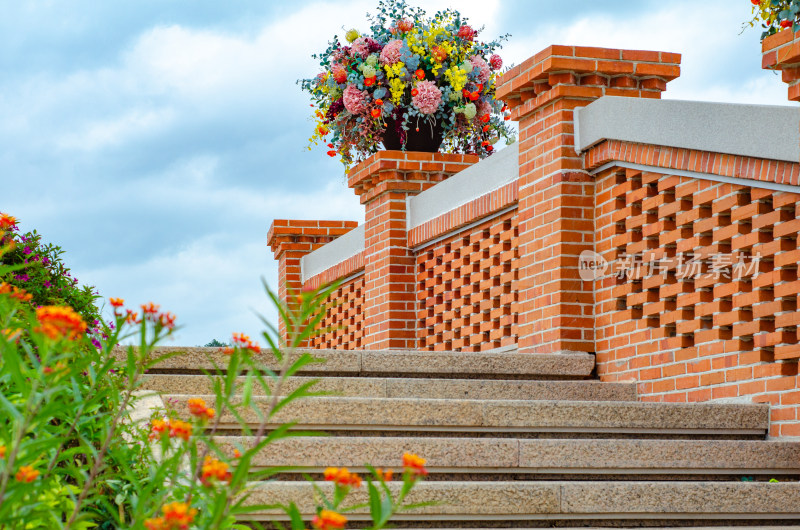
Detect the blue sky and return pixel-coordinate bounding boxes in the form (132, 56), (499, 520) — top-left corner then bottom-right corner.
(1, 1), (790, 346)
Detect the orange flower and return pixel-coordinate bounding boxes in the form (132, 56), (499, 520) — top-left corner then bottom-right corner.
(0, 445), (6, 459)
(375, 468), (393, 481)
(168, 419), (192, 441)
(125, 310), (140, 324)
(149, 418), (168, 440)
(35, 306), (87, 341)
(158, 312), (177, 330)
(312, 510), (347, 530)
(415, 69), (425, 80)
(233, 449), (242, 458)
(318, 126), (329, 136)
(159, 502), (198, 530)
(1, 328), (21, 342)
(144, 518), (167, 530)
(374, 99), (383, 106)
(229, 332), (260, 354)
(201, 456), (232, 486)
(141, 302), (160, 315)
(15, 466), (39, 483)
(480, 114), (490, 123)
(411, 88), (418, 97)
(109, 297), (124, 308)
(0, 283), (33, 303)
(402, 452), (428, 476)
(396, 18), (413, 33)
(469, 91), (479, 101)
(482, 124), (490, 132)
(323, 467), (362, 488)
(327, 150), (337, 157)
(0, 213), (16, 231)
(363, 76), (376, 87)
(187, 398), (215, 421)
(370, 108), (382, 118)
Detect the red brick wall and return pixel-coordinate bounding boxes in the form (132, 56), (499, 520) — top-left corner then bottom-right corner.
(416, 209), (519, 352)
(594, 165), (800, 437)
(309, 273), (366, 350)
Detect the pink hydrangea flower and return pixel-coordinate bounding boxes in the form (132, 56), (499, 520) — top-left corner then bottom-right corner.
(351, 37), (370, 59)
(470, 55), (491, 84)
(380, 39), (404, 65)
(412, 80), (442, 115)
(343, 84), (369, 115)
(489, 54), (503, 70)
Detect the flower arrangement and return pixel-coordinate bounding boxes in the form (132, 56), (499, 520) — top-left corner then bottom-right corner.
(300, 0), (515, 167)
(747, 0), (800, 40)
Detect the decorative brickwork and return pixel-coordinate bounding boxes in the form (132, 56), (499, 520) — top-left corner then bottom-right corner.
(349, 151), (478, 350)
(416, 209), (519, 352)
(310, 273), (366, 350)
(267, 220), (358, 344)
(498, 45), (681, 354)
(595, 165), (800, 437)
(586, 139), (800, 187)
(762, 29), (800, 103)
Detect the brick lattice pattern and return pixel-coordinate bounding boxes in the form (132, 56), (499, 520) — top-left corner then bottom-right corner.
(596, 166), (800, 436)
(310, 274), (366, 350)
(416, 210), (519, 351)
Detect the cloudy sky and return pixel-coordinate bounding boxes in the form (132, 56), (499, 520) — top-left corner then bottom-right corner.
(1, 1), (791, 346)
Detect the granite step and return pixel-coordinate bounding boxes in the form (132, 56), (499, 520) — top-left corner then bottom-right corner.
(130, 347), (595, 379)
(166, 395), (769, 438)
(239, 480), (800, 522)
(211, 436), (800, 477)
(141, 374), (637, 401)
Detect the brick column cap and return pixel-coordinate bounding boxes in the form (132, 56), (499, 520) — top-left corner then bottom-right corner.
(762, 29), (800, 102)
(346, 150), (478, 204)
(497, 45), (681, 119)
(267, 219), (359, 259)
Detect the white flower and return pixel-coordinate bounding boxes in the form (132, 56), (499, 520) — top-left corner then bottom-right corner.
(463, 103), (477, 120)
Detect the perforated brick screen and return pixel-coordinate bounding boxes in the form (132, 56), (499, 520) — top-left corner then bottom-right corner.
(310, 274), (365, 350)
(416, 210), (519, 352)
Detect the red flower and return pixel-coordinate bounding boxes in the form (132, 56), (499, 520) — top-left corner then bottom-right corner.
(327, 150), (337, 157)
(781, 19), (793, 28)
(326, 143), (334, 148)
(480, 114), (490, 123)
(482, 124), (490, 132)
(469, 91), (480, 101)
(411, 88), (418, 97)
(364, 76), (376, 86)
(415, 69), (425, 80)
(370, 108), (382, 118)
(457, 25), (475, 41)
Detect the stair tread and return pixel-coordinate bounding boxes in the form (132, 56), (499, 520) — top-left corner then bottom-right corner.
(211, 436), (800, 473)
(240, 480), (800, 520)
(131, 347), (595, 377)
(141, 374), (637, 401)
(167, 394), (768, 433)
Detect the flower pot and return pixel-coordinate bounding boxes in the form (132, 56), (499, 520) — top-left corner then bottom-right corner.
(382, 116), (444, 152)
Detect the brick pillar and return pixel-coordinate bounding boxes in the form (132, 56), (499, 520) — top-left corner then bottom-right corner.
(267, 219), (358, 344)
(497, 45), (681, 353)
(762, 29), (800, 103)
(348, 151), (477, 350)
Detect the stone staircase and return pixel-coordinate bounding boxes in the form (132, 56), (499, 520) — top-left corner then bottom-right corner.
(141, 347), (800, 526)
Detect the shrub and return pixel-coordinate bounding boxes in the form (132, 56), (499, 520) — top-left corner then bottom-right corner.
(0, 240), (426, 528)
